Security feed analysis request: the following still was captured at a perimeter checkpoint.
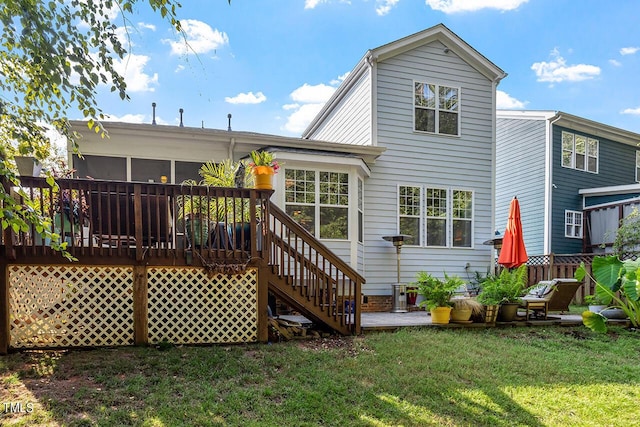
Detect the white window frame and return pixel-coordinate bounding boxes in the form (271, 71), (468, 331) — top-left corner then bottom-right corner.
(565, 210), (583, 238)
(397, 186), (474, 248)
(284, 168), (350, 240)
(357, 178), (364, 243)
(636, 151), (640, 183)
(398, 185), (422, 246)
(413, 81), (460, 136)
(561, 131), (599, 173)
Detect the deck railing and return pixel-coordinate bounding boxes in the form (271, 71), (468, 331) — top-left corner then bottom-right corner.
(2, 176), (272, 268)
(266, 203), (363, 334)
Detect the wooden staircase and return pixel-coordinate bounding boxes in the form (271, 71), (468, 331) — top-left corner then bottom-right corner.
(265, 203), (363, 335)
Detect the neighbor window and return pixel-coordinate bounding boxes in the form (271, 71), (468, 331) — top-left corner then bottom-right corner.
(414, 82), (459, 135)
(397, 186), (473, 248)
(561, 131), (598, 173)
(285, 169), (349, 240)
(636, 151), (640, 182)
(565, 210), (583, 238)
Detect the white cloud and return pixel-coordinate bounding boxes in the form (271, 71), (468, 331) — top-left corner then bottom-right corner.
(163, 20), (229, 55)
(104, 113), (147, 124)
(138, 22), (156, 31)
(376, 0), (400, 16)
(283, 79), (341, 134)
(496, 90), (526, 109)
(225, 91), (267, 105)
(305, 0), (324, 8)
(609, 59), (622, 67)
(531, 49), (600, 83)
(330, 72), (350, 86)
(425, 0), (528, 13)
(290, 83), (336, 103)
(621, 107), (640, 115)
(620, 46), (640, 55)
(284, 103), (326, 134)
(175, 64), (186, 73)
(113, 54), (159, 92)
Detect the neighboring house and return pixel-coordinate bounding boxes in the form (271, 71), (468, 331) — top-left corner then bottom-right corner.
(71, 24), (506, 302)
(496, 110), (640, 256)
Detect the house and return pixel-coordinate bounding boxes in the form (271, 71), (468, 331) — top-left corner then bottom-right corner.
(70, 24), (506, 309)
(496, 110), (640, 255)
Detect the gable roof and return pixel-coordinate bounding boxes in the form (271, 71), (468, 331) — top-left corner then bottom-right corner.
(303, 24), (507, 138)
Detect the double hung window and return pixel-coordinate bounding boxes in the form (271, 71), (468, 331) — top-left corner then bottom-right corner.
(414, 82), (459, 135)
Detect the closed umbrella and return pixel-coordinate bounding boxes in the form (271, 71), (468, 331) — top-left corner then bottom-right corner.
(498, 196), (528, 268)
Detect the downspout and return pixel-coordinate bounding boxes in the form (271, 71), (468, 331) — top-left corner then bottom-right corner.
(545, 113), (562, 254)
(490, 78), (499, 263)
(228, 137), (236, 161)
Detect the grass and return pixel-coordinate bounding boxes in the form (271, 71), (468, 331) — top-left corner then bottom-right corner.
(1, 325), (639, 426)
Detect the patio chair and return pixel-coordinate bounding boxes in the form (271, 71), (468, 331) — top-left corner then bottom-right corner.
(520, 279), (583, 320)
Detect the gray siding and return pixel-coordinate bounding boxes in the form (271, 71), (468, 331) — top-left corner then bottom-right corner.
(363, 40), (495, 294)
(495, 117), (547, 254)
(307, 69), (372, 145)
(551, 125), (639, 253)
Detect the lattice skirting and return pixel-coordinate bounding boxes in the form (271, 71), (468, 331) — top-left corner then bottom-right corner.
(147, 267), (258, 344)
(9, 265), (135, 348)
(8, 265), (259, 349)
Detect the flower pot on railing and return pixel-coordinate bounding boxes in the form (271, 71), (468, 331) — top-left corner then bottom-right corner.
(252, 165), (275, 190)
(14, 156), (42, 177)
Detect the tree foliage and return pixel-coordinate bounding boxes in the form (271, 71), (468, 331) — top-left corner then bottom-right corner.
(0, 1), (228, 256)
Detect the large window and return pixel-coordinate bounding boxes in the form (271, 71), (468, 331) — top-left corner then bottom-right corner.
(398, 186), (473, 247)
(285, 169), (349, 240)
(565, 210), (583, 238)
(561, 131), (598, 173)
(414, 82), (459, 135)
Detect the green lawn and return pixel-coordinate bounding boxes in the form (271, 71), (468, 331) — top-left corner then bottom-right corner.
(2, 326), (639, 426)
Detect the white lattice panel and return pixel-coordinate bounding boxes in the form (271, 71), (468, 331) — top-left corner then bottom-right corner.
(147, 267), (258, 344)
(9, 265), (134, 348)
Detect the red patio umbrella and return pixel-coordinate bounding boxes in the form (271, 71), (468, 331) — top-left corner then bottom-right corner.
(498, 196), (528, 268)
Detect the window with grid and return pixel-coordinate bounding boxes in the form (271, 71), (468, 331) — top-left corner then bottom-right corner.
(285, 169), (349, 240)
(426, 188), (448, 247)
(565, 210), (583, 238)
(452, 190), (473, 247)
(561, 131), (598, 173)
(414, 82), (459, 135)
(399, 186), (421, 245)
(319, 172), (349, 239)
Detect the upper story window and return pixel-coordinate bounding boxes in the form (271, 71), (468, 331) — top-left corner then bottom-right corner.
(285, 169), (349, 240)
(636, 151), (640, 182)
(565, 210), (583, 238)
(398, 185), (473, 248)
(414, 82), (459, 136)
(561, 131), (598, 173)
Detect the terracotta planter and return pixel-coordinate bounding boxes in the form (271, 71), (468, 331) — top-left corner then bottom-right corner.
(253, 166), (275, 190)
(430, 306), (452, 324)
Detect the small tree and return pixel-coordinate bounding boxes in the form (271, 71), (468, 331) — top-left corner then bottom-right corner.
(613, 207), (640, 257)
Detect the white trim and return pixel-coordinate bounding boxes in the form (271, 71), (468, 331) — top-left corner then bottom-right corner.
(397, 183), (423, 247)
(560, 130), (599, 174)
(544, 114), (560, 254)
(579, 182), (640, 196)
(564, 210), (584, 239)
(583, 196), (640, 211)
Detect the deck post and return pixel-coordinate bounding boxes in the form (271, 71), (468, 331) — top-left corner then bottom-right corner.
(133, 184), (143, 262)
(0, 262), (9, 354)
(133, 265), (149, 345)
(257, 265), (269, 343)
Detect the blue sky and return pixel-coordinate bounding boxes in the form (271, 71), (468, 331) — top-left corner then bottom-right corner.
(93, 0), (640, 136)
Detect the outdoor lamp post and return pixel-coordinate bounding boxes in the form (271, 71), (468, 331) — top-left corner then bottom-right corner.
(383, 234), (412, 313)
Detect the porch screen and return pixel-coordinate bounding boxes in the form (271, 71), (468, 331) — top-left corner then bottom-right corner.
(131, 158), (171, 183)
(588, 207), (618, 253)
(74, 154), (126, 181)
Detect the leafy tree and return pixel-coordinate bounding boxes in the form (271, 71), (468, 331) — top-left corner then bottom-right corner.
(613, 207), (640, 257)
(0, 1), (228, 256)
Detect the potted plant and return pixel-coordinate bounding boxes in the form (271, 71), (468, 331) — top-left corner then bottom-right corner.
(450, 297), (484, 323)
(584, 294), (607, 314)
(248, 150), (280, 190)
(411, 272), (465, 324)
(577, 256), (637, 332)
(477, 265), (528, 322)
